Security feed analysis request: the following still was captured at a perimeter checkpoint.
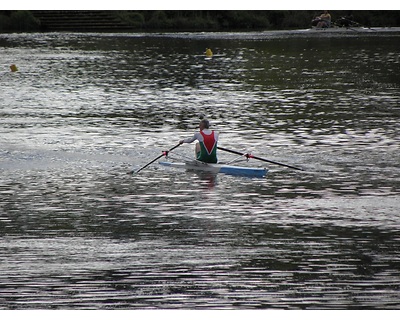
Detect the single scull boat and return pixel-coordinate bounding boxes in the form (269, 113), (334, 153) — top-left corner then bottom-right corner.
(133, 144), (301, 176)
(159, 160), (268, 178)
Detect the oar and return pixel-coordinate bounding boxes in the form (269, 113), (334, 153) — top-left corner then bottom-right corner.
(217, 146), (304, 171)
(331, 19), (360, 33)
(134, 143), (181, 174)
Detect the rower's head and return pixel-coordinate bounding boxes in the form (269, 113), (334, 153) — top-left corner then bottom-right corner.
(199, 119), (210, 130)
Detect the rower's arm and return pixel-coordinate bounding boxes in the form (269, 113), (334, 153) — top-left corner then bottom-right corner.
(180, 132), (201, 144)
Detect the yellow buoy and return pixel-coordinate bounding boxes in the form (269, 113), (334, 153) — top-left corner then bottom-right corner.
(205, 48), (213, 57)
(10, 64), (18, 72)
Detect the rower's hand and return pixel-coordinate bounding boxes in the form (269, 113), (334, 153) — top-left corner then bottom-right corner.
(179, 140), (184, 144)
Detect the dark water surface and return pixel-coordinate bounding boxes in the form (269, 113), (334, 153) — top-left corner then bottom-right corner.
(0, 31), (399, 309)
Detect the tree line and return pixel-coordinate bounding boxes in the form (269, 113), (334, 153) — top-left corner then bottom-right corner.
(117, 10), (400, 30)
(1, 10), (399, 33)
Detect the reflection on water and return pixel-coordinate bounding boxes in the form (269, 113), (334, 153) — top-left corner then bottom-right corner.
(0, 31), (399, 309)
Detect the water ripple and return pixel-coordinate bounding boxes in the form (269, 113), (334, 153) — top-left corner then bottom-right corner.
(1, 32), (399, 309)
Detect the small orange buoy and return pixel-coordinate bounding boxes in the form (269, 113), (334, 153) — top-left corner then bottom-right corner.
(10, 64), (18, 72)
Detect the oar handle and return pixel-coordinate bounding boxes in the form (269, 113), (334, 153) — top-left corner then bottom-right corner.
(217, 146), (304, 171)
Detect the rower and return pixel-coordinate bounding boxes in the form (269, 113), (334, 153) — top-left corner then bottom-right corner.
(179, 119), (219, 163)
(312, 10), (331, 28)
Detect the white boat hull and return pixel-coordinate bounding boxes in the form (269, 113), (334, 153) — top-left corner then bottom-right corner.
(159, 160), (267, 178)
(300, 26), (400, 33)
